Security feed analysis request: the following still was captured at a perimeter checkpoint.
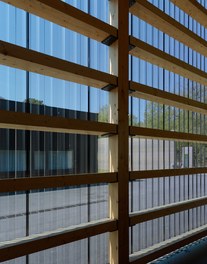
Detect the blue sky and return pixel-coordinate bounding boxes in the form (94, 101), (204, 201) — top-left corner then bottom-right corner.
(0, 0), (207, 122)
(0, 1), (109, 113)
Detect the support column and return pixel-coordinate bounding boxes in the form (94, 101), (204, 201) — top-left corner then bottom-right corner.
(109, 1), (129, 263)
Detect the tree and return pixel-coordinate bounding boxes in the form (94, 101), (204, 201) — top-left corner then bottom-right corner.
(98, 105), (108, 123)
(24, 98), (44, 105)
(98, 104), (139, 125)
(143, 83), (207, 167)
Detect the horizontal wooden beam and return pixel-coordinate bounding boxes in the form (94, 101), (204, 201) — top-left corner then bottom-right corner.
(130, 167), (207, 180)
(130, 81), (207, 115)
(129, 36), (207, 87)
(1, 0), (117, 44)
(130, 195), (207, 226)
(130, 126), (207, 144)
(0, 110), (117, 136)
(0, 173), (117, 193)
(130, 224), (207, 263)
(130, 0), (207, 57)
(0, 218), (117, 262)
(171, 0), (207, 29)
(0, 40), (117, 88)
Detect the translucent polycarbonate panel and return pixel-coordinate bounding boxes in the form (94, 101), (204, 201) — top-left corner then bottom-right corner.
(0, 65), (110, 124)
(31, 132), (98, 176)
(29, 239), (88, 264)
(130, 0), (207, 254)
(89, 233), (108, 264)
(2, 0), (207, 261)
(130, 174), (207, 213)
(29, 187), (87, 235)
(0, 2), (26, 46)
(148, 0), (207, 38)
(63, 0), (109, 23)
(131, 139), (207, 171)
(98, 137), (110, 172)
(0, 127), (111, 178)
(29, 16), (89, 64)
(29, 233), (108, 264)
(2, 257), (26, 264)
(0, 193), (26, 242)
(129, 139), (163, 171)
(0, 129), (27, 179)
(132, 2), (207, 101)
(0, 66), (26, 103)
(28, 4), (109, 72)
(0, 185), (108, 243)
(131, 58), (207, 103)
(88, 184), (108, 221)
(0, 129), (99, 178)
(29, 185), (108, 236)
(130, 206), (207, 253)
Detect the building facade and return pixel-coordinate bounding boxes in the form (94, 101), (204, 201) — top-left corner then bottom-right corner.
(1, 0), (207, 263)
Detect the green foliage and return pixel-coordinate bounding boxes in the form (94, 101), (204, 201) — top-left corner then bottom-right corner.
(98, 105), (109, 123)
(24, 98), (44, 105)
(98, 104), (139, 125)
(143, 84), (207, 167)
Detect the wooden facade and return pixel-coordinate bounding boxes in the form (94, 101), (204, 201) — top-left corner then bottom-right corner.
(0, 0), (207, 263)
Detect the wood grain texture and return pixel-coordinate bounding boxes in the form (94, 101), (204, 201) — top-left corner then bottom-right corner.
(130, 168), (207, 180)
(171, 0), (207, 29)
(130, 196), (207, 225)
(130, 0), (207, 57)
(0, 40), (117, 88)
(130, 36), (207, 86)
(0, 219), (117, 262)
(108, 1), (119, 263)
(2, 0), (117, 42)
(0, 110), (117, 136)
(117, 0), (130, 263)
(130, 81), (207, 115)
(130, 126), (207, 143)
(0, 173), (118, 192)
(130, 224), (207, 263)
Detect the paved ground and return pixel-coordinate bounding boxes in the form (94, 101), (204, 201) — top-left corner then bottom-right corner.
(1, 176), (207, 263)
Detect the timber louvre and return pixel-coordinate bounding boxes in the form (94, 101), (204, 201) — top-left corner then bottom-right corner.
(1, 0), (207, 263)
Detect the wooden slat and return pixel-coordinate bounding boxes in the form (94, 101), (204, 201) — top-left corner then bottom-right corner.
(0, 40), (117, 88)
(130, 126), (207, 144)
(130, 81), (207, 115)
(130, 168), (207, 180)
(129, 36), (207, 87)
(0, 110), (117, 136)
(130, 224), (207, 263)
(130, 0), (207, 57)
(1, 0), (117, 43)
(130, 195), (207, 226)
(0, 173), (117, 193)
(171, 0), (207, 29)
(0, 218), (117, 262)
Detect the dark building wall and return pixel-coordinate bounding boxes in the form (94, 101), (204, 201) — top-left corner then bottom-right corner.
(0, 99), (98, 177)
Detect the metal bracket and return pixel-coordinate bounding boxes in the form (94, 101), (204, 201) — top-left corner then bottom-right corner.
(102, 35), (118, 46)
(102, 84), (117, 92)
(129, 0), (136, 8)
(128, 89), (135, 94)
(129, 43), (135, 51)
(101, 132), (117, 138)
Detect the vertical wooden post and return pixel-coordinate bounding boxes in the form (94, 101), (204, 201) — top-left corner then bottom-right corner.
(109, 0), (119, 258)
(109, 0), (129, 263)
(117, 0), (129, 262)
